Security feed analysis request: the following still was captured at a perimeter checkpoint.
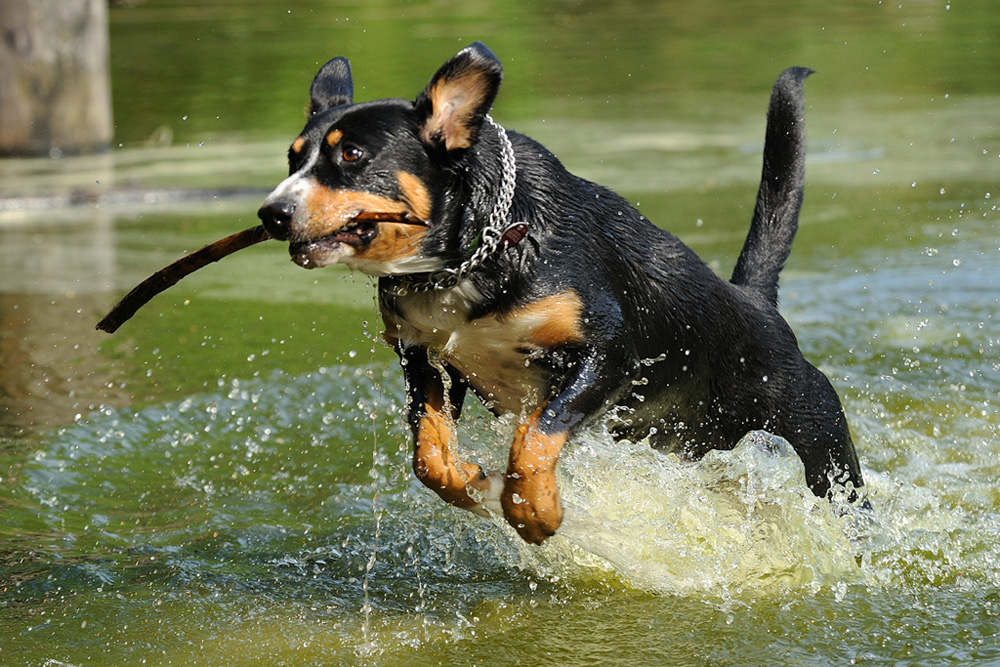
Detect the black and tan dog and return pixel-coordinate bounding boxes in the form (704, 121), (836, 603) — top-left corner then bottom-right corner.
(257, 42), (864, 544)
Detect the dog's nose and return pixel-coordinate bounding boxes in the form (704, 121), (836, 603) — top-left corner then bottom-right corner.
(257, 200), (296, 241)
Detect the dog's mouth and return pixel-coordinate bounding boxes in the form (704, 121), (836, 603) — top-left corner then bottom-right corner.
(289, 220), (376, 268)
(289, 211), (426, 269)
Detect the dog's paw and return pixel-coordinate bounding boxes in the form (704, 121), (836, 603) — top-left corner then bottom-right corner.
(501, 469), (563, 544)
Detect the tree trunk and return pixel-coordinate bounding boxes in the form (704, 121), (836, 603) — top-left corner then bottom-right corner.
(0, 0), (113, 156)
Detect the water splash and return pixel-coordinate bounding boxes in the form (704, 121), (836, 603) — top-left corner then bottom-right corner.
(468, 428), (863, 595)
(13, 359), (1000, 662)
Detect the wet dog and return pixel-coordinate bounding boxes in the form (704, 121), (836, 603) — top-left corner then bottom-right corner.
(257, 42), (864, 544)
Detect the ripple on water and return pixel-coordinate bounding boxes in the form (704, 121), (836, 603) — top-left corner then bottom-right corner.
(12, 360), (1000, 662)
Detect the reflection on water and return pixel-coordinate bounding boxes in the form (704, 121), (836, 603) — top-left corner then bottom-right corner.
(1, 0), (1000, 665)
(0, 204), (118, 437)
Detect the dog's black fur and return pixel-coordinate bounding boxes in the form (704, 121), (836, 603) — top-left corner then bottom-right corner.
(258, 42), (864, 544)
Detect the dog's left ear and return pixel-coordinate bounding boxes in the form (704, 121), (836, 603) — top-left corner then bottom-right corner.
(415, 42), (503, 152)
(309, 57), (354, 115)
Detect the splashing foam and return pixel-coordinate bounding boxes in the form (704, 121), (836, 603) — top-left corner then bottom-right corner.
(477, 427), (866, 595)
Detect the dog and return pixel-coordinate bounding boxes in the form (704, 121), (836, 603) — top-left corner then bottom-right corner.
(256, 42), (865, 544)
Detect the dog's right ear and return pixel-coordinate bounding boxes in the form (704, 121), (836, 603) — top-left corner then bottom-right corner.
(309, 57), (353, 115)
(415, 42), (502, 153)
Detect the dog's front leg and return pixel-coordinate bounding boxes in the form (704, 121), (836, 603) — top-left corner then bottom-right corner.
(501, 408), (568, 544)
(400, 345), (503, 514)
(413, 402), (503, 513)
(501, 346), (628, 544)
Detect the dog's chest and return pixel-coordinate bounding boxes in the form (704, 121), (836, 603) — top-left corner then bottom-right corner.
(383, 285), (585, 415)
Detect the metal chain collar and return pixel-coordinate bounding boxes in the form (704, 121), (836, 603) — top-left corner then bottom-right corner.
(398, 115), (523, 294)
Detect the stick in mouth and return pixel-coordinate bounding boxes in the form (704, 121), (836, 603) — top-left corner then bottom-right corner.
(96, 211), (424, 334)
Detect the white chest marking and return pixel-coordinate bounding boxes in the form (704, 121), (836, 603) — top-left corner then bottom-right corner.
(389, 284), (578, 415)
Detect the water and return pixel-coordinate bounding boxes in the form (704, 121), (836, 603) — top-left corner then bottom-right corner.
(2, 1), (1000, 665)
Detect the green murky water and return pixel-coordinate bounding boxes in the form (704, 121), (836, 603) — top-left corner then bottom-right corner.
(2, 1), (999, 665)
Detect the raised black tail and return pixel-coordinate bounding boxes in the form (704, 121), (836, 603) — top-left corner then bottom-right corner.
(730, 67), (813, 306)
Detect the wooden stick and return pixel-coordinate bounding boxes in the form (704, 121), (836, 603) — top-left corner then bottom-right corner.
(95, 212), (427, 334)
(353, 210), (425, 225)
(96, 225), (271, 333)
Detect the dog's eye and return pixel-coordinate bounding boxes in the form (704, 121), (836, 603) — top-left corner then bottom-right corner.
(342, 146), (363, 162)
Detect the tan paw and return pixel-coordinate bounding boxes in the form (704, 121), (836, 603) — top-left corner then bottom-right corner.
(501, 469), (563, 544)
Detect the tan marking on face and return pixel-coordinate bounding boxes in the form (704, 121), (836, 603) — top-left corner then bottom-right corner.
(300, 188), (408, 237)
(291, 136), (305, 153)
(510, 291), (585, 348)
(325, 129), (343, 147)
(299, 186), (428, 263)
(397, 171), (433, 222)
(502, 407), (567, 544)
(354, 222), (428, 264)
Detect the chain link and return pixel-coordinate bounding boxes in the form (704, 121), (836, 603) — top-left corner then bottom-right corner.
(401, 115), (521, 293)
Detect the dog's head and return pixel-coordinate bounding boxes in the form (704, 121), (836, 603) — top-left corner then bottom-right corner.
(257, 42), (502, 276)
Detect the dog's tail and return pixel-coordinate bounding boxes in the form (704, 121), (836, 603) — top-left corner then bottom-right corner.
(730, 67), (813, 306)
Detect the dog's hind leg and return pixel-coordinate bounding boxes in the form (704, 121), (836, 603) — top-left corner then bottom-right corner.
(731, 67), (813, 306)
(781, 362), (865, 502)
